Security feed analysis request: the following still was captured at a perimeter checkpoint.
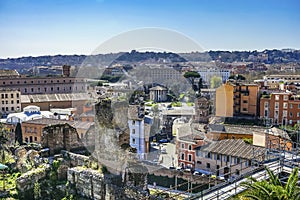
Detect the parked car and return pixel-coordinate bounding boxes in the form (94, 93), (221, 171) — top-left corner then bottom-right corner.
(159, 139), (170, 143)
(193, 171), (200, 175)
(176, 167), (182, 171)
(184, 168), (192, 173)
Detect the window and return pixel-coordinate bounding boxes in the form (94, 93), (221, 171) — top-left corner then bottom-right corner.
(30, 136), (33, 143)
(132, 129), (135, 134)
(1, 94), (3, 98)
(132, 138), (135, 144)
(284, 95), (288, 101)
(44, 88), (47, 92)
(275, 102), (279, 109)
(290, 120), (293, 125)
(237, 157), (240, 164)
(34, 137), (37, 141)
(234, 157), (237, 164)
(25, 137), (28, 143)
(11, 100), (14, 104)
(264, 110), (268, 117)
(290, 104), (293, 109)
(132, 120), (135, 125)
(57, 87), (59, 91)
(275, 95), (279, 100)
(217, 154), (220, 160)
(11, 94), (13, 98)
(206, 163), (210, 168)
(243, 100), (248, 103)
(17, 100), (19, 104)
(16, 93), (19, 98)
(11, 107), (14, 111)
(283, 102), (288, 109)
(181, 153), (185, 160)
(24, 88), (27, 93)
(290, 112), (293, 117)
(283, 110), (287, 117)
(188, 154), (192, 162)
(5, 100), (8, 104)
(188, 145), (192, 150)
(51, 87), (53, 91)
(181, 143), (184, 149)
(235, 169), (240, 175)
(207, 152), (211, 159)
(298, 104), (300, 109)
(226, 155), (230, 162)
(242, 108), (247, 111)
(5, 94), (8, 98)
(297, 112), (300, 117)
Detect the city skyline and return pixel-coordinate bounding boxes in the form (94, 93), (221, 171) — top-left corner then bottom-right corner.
(0, 0), (299, 58)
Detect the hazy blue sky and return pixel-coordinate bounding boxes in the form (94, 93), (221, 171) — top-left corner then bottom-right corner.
(0, 0), (299, 58)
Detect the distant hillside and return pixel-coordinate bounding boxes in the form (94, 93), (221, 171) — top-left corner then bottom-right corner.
(114, 50), (187, 63)
(0, 49), (299, 73)
(180, 49), (300, 63)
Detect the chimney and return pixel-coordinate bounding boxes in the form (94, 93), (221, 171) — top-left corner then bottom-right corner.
(62, 65), (71, 77)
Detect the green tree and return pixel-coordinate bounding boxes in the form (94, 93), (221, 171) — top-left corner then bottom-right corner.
(15, 123), (23, 145)
(210, 76), (222, 88)
(198, 77), (203, 93)
(34, 182), (41, 200)
(184, 71), (200, 86)
(241, 167), (300, 200)
(0, 124), (8, 163)
(229, 74), (246, 81)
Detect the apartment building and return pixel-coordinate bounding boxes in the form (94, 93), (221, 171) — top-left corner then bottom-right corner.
(263, 74), (300, 84)
(198, 68), (230, 85)
(195, 139), (265, 178)
(177, 133), (205, 169)
(216, 81), (259, 117)
(0, 66), (87, 95)
(128, 105), (152, 159)
(0, 89), (21, 115)
(260, 92), (300, 126)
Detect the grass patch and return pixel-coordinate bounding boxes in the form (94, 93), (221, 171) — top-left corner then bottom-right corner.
(187, 102), (194, 106)
(171, 102), (182, 107)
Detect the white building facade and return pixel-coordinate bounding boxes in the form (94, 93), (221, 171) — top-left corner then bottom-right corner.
(198, 69), (230, 85)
